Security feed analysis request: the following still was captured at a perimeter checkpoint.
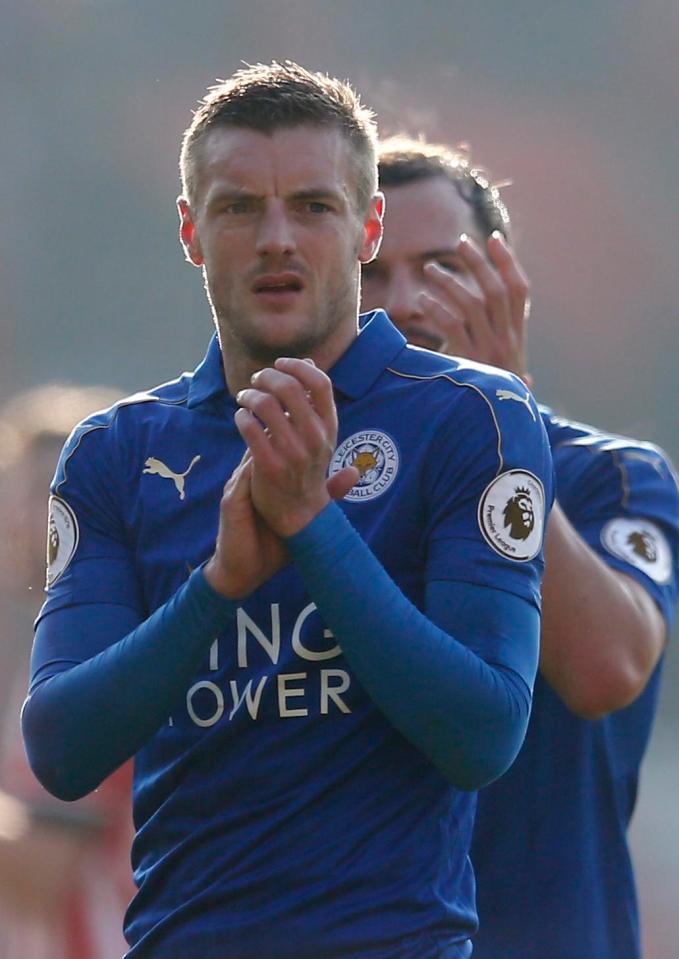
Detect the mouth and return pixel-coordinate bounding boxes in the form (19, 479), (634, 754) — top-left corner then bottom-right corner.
(252, 273), (305, 305)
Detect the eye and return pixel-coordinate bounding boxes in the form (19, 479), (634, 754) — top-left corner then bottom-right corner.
(303, 201), (332, 214)
(225, 199), (253, 214)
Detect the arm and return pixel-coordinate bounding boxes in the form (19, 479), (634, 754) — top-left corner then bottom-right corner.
(540, 503), (667, 720)
(286, 503), (538, 789)
(23, 572), (238, 800)
(230, 357), (543, 788)
(23, 454), (286, 801)
(424, 235), (670, 718)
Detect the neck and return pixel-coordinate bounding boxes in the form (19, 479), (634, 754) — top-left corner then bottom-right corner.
(218, 317), (360, 395)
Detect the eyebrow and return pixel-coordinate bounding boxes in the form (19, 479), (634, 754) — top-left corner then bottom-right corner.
(288, 187), (347, 206)
(206, 186), (347, 206)
(204, 187), (257, 207)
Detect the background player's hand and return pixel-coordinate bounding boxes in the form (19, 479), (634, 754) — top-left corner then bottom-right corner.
(421, 232), (533, 387)
(234, 357), (359, 537)
(204, 450), (289, 599)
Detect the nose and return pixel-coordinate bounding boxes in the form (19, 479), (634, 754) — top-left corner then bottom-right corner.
(255, 202), (297, 257)
(383, 268), (424, 332)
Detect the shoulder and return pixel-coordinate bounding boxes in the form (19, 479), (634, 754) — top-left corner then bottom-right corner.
(542, 407), (679, 594)
(540, 406), (679, 506)
(54, 374), (194, 493)
(387, 344), (534, 407)
(386, 346), (549, 472)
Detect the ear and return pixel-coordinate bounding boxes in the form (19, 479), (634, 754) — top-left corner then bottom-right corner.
(177, 196), (204, 267)
(358, 192), (384, 264)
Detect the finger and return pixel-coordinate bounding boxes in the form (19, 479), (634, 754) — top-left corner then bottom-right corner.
(454, 234), (512, 339)
(273, 357), (338, 437)
(220, 455), (258, 527)
(326, 465), (360, 501)
(234, 406), (284, 474)
(418, 291), (474, 356)
(422, 260), (495, 355)
(236, 385), (304, 458)
(486, 232), (531, 336)
(423, 261), (483, 315)
(232, 447), (253, 478)
(249, 366), (328, 453)
(222, 449), (252, 498)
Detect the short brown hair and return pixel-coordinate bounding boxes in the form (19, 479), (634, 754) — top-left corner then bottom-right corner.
(377, 136), (511, 241)
(180, 60), (379, 214)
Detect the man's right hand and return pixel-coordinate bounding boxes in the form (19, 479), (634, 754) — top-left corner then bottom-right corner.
(203, 451), (290, 599)
(420, 232), (533, 387)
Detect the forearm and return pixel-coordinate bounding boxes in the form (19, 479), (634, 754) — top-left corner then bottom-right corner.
(287, 503), (538, 790)
(540, 502), (666, 718)
(22, 568), (238, 801)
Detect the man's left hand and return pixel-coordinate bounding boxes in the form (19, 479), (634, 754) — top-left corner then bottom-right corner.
(235, 358), (358, 537)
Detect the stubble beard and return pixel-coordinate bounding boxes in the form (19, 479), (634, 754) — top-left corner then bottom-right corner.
(206, 265), (360, 367)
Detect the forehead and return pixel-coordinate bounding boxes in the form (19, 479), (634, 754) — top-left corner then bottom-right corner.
(378, 176), (482, 259)
(195, 124), (356, 202)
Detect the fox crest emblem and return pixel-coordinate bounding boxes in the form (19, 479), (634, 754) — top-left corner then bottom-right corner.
(352, 450), (379, 477)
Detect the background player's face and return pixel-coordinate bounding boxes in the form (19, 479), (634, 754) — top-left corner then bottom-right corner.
(361, 176), (483, 351)
(179, 125), (382, 368)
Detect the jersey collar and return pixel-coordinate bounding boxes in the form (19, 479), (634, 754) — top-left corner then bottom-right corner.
(187, 310), (406, 409)
(187, 333), (229, 409)
(329, 310), (406, 399)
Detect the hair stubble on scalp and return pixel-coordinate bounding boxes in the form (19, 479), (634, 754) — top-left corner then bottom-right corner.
(179, 60), (379, 217)
(377, 135), (512, 242)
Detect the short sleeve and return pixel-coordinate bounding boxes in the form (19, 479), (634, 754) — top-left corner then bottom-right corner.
(424, 375), (554, 609)
(38, 414), (144, 624)
(554, 438), (679, 628)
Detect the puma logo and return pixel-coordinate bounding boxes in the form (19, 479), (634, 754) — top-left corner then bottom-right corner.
(143, 455), (201, 500)
(496, 388), (536, 421)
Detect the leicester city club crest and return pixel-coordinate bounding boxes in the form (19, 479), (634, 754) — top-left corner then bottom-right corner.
(329, 430), (399, 502)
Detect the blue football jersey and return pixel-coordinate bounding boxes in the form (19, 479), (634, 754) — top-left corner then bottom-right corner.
(471, 408), (679, 959)
(38, 311), (553, 959)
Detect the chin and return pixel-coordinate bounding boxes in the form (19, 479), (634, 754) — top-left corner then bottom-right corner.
(247, 324), (320, 362)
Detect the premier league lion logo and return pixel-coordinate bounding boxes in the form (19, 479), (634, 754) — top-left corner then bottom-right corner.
(503, 487), (535, 541)
(627, 530), (657, 563)
(47, 515), (60, 566)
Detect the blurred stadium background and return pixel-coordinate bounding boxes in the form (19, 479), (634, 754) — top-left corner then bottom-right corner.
(2, 1), (678, 953)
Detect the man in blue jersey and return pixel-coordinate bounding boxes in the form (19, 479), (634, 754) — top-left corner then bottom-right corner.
(361, 136), (679, 959)
(21, 64), (553, 958)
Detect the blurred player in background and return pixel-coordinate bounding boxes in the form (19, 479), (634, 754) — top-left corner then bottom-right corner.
(21, 63), (553, 957)
(0, 384), (134, 959)
(361, 136), (679, 959)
